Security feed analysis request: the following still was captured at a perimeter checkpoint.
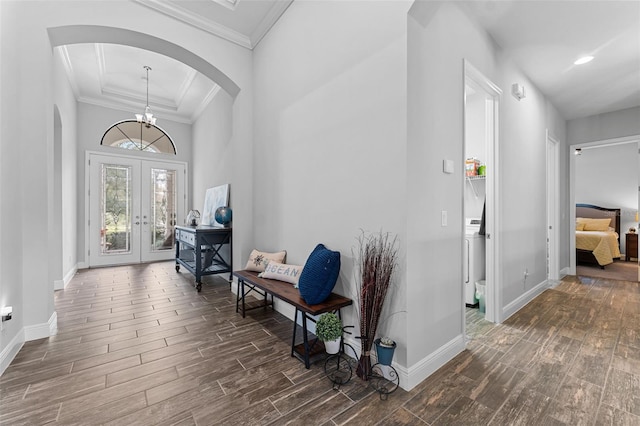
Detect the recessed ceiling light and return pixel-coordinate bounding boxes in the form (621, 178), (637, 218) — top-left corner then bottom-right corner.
(574, 56), (594, 65)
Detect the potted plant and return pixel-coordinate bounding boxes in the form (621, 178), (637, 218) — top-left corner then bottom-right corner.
(374, 337), (396, 366)
(316, 312), (342, 354)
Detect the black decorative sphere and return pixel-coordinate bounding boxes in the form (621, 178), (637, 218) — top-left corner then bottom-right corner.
(214, 206), (232, 225)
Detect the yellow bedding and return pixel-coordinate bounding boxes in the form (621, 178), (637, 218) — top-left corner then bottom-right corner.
(576, 230), (621, 266)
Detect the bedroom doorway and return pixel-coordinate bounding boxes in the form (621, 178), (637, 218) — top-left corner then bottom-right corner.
(569, 136), (640, 281)
(463, 60), (501, 329)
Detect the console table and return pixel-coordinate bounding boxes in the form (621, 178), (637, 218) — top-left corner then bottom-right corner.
(175, 225), (232, 291)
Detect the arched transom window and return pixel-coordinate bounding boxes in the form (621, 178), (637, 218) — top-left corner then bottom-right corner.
(101, 120), (176, 154)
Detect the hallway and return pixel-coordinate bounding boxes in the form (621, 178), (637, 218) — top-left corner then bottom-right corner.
(1, 263), (639, 424)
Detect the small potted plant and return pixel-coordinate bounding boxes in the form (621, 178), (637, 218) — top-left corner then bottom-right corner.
(315, 312), (342, 354)
(374, 337), (396, 366)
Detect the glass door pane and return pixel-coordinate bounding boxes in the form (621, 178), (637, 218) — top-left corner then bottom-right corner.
(140, 160), (185, 263)
(101, 164), (133, 254)
(89, 154), (141, 267)
(149, 168), (177, 252)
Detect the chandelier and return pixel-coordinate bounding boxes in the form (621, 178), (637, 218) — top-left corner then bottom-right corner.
(135, 65), (157, 128)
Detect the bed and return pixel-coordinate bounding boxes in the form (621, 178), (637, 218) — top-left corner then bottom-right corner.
(576, 204), (622, 268)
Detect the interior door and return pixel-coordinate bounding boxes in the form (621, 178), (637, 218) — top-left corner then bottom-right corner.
(89, 154), (185, 267)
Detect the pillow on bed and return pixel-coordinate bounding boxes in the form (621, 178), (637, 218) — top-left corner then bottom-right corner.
(579, 218), (612, 232)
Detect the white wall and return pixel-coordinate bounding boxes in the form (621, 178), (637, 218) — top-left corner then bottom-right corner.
(0, 0), (26, 372)
(575, 143), (638, 254)
(568, 106), (640, 144)
(407, 1), (566, 386)
(253, 0), (410, 370)
(53, 48), (78, 286)
(191, 90), (234, 223)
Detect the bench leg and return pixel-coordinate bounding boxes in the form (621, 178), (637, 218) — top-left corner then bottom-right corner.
(291, 308), (298, 359)
(301, 311), (311, 369)
(235, 279), (246, 318)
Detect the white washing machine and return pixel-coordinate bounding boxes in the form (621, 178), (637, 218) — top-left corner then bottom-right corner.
(464, 218), (485, 306)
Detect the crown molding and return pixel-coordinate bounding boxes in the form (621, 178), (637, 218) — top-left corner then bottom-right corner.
(78, 97), (193, 125)
(133, 0), (252, 49)
(250, 0), (293, 48)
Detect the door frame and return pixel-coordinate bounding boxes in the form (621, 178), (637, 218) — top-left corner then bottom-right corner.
(85, 150), (188, 267)
(546, 131), (560, 281)
(463, 60), (502, 324)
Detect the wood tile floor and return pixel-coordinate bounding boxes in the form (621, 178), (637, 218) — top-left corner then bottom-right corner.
(1, 263), (639, 425)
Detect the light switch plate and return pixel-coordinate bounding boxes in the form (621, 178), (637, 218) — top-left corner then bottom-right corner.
(443, 160), (454, 174)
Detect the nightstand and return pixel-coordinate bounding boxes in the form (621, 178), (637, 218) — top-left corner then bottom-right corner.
(626, 233), (638, 261)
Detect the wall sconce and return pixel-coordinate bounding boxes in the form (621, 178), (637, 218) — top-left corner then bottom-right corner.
(1, 306), (12, 321)
(511, 83), (526, 101)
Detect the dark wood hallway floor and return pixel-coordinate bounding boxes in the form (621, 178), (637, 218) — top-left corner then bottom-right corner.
(1, 262), (639, 425)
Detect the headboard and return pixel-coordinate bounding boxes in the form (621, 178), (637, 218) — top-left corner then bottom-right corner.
(576, 203), (621, 238)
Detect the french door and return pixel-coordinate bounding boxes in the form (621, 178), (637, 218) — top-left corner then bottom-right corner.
(89, 154), (186, 267)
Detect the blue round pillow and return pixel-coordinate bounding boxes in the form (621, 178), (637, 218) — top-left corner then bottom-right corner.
(298, 244), (341, 305)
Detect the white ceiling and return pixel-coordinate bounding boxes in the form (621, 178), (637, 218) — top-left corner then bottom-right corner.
(60, 0), (640, 125)
(465, 0), (640, 120)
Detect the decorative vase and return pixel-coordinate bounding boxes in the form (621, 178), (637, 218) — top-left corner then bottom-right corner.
(324, 338), (341, 355)
(374, 338), (396, 366)
(214, 206), (232, 226)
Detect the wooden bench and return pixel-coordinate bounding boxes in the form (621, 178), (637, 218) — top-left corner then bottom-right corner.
(233, 270), (352, 368)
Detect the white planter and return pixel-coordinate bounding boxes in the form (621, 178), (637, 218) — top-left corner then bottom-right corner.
(324, 338), (341, 354)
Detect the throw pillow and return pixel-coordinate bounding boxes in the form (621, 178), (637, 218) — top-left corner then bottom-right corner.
(260, 261), (304, 286)
(580, 218), (612, 232)
(245, 249), (287, 272)
(297, 244), (341, 305)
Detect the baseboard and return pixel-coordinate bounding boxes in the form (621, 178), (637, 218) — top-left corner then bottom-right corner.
(24, 311), (58, 341)
(77, 261), (88, 270)
(49, 311), (58, 336)
(403, 334), (466, 391)
(502, 279), (549, 322)
(559, 267), (570, 278)
(54, 266), (78, 290)
(0, 330), (25, 376)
